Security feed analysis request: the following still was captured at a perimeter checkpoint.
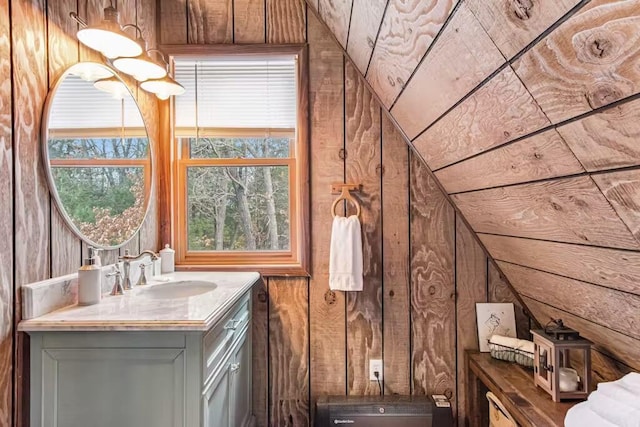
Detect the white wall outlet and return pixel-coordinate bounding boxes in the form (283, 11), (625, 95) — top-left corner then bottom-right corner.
(369, 359), (383, 381)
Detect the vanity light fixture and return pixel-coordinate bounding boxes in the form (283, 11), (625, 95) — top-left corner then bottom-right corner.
(139, 50), (185, 100)
(93, 76), (129, 99)
(68, 62), (114, 82)
(112, 34), (167, 82)
(70, 5), (142, 59)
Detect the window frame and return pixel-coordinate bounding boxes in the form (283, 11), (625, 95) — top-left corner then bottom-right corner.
(162, 44), (310, 276)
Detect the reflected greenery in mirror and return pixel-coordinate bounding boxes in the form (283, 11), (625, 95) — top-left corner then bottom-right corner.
(43, 62), (152, 248)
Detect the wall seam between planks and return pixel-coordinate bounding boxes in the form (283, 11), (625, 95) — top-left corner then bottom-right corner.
(477, 231), (640, 254)
(363, 0), (390, 78)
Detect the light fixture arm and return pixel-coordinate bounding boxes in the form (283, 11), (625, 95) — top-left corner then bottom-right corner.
(122, 23), (144, 40)
(69, 12), (88, 28)
(147, 49), (169, 68)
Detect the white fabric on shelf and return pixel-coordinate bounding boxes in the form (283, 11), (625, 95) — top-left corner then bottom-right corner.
(565, 372), (640, 427)
(489, 334), (535, 357)
(329, 215), (363, 292)
(565, 403), (619, 427)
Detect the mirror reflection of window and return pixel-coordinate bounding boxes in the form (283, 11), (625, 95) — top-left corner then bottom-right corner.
(44, 63), (151, 248)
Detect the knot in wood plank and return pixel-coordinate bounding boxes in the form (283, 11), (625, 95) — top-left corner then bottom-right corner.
(324, 290), (337, 305)
(510, 0), (534, 21)
(585, 83), (626, 110)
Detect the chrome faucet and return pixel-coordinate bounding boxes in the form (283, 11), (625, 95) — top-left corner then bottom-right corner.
(118, 249), (160, 290)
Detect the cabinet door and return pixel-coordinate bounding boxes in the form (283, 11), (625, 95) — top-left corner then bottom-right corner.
(230, 327), (252, 427)
(203, 363), (231, 427)
(40, 348), (185, 427)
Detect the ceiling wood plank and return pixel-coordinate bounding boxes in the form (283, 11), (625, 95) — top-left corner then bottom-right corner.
(414, 66), (550, 171)
(480, 233), (640, 295)
(500, 262), (640, 341)
(366, 0), (457, 108)
(523, 297), (640, 372)
(453, 176), (640, 250)
(558, 97), (640, 172)
(391, 2), (504, 140)
(513, 0), (640, 124)
(436, 129), (584, 194)
(318, 0), (353, 48)
(346, 0), (386, 74)
(466, 0), (582, 60)
(593, 169), (640, 244)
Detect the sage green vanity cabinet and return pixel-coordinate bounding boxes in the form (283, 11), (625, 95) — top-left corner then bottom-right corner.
(28, 291), (252, 427)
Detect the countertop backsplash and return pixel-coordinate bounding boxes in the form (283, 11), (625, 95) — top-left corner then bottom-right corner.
(22, 256), (155, 320)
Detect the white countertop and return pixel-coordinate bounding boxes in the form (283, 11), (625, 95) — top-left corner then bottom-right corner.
(18, 271), (260, 332)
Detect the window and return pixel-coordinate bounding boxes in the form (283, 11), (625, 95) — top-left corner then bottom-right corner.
(170, 46), (309, 275)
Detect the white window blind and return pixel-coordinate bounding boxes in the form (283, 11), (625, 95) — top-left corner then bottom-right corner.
(49, 75), (144, 131)
(174, 56), (297, 131)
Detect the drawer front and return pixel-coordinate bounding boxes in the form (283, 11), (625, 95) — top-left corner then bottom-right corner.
(203, 292), (251, 384)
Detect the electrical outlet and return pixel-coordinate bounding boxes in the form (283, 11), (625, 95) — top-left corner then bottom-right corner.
(369, 359), (383, 381)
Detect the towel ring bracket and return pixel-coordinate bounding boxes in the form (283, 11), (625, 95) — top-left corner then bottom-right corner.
(331, 183), (361, 218)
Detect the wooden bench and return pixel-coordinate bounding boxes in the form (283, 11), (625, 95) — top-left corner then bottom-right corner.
(466, 351), (580, 427)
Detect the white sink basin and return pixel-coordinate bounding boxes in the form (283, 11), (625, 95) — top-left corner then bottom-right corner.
(139, 281), (217, 299)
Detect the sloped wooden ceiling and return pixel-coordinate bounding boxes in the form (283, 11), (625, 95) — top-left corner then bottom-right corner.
(309, 0), (640, 378)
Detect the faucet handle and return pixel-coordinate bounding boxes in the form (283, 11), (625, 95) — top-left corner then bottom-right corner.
(107, 266), (124, 296)
(136, 263), (149, 287)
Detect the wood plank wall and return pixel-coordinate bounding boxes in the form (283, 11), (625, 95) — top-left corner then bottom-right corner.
(158, 1), (529, 425)
(3, 1), (160, 425)
(304, 0), (640, 398)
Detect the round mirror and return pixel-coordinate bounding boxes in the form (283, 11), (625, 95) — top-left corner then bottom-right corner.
(42, 62), (152, 249)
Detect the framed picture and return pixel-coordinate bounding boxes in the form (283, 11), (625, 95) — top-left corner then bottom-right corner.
(476, 303), (517, 352)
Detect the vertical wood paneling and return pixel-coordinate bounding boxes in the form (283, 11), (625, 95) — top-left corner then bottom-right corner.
(381, 114), (410, 395)
(188, 0), (233, 43)
(454, 217), (486, 426)
(252, 280), (269, 427)
(410, 155), (456, 401)
(487, 262), (530, 340)
(346, 0), (386, 74)
(390, 3), (504, 140)
(269, 278), (310, 426)
(345, 63), (383, 395)
(12, 2), (49, 424)
(234, 0), (266, 43)
(512, 0), (640, 124)
(267, 0), (306, 44)
(366, 0), (457, 108)
(159, 0), (187, 44)
(308, 13), (347, 413)
(0, 1), (11, 424)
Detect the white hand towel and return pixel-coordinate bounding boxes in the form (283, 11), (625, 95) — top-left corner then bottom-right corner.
(598, 381), (640, 411)
(589, 389), (640, 427)
(329, 215), (363, 291)
(565, 402), (618, 427)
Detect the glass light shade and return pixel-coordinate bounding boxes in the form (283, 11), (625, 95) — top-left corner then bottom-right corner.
(76, 7), (142, 59)
(140, 76), (186, 100)
(113, 53), (167, 82)
(140, 75), (184, 100)
(68, 62), (114, 82)
(94, 77), (130, 99)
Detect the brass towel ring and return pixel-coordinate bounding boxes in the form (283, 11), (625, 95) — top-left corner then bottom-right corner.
(331, 186), (361, 218)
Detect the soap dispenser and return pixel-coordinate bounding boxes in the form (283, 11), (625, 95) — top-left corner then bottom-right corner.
(78, 247), (102, 305)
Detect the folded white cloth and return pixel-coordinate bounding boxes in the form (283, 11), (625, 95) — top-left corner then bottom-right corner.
(489, 334), (535, 357)
(565, 372), (640, 427)
(566, 402), (619, 427)
(589, 389), (640, 427)
(329, 215), (363, 291)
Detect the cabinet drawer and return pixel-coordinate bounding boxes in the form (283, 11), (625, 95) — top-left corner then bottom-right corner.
(203, 292), (251, 383)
